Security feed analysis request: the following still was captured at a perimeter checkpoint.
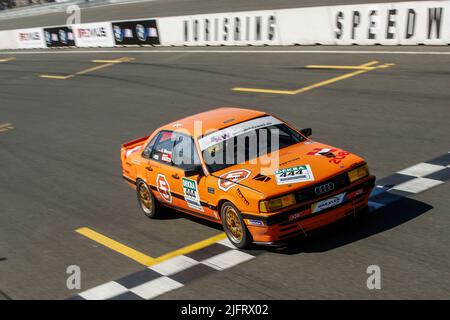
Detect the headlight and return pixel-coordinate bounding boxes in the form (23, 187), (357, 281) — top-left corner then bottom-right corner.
(348, 164), (369, 183)
(259, 193), (296, 213)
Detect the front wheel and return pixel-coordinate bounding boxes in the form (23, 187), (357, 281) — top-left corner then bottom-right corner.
(220, 201), (252, 249)
(136, 180), (160, 219)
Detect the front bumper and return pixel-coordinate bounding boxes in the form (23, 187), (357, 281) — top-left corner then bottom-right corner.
(244, 175), (375, 244)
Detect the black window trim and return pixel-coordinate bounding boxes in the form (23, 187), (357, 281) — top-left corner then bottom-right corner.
(141, 132), (160, 159)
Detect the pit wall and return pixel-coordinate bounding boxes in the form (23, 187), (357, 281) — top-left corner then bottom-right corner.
(1, 1), (449, 50)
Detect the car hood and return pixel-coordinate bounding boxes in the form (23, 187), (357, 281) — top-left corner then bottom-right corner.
(212, 140), (366, 197)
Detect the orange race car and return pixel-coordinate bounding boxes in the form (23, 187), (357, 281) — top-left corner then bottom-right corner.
(121, 108), (375, 248)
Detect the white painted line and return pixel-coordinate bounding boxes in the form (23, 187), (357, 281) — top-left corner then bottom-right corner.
(216, 237), (236, 249)
(2, 49), (450, 55)
(398, 163), (445, 177)
(202, 250), (254, 271)
(78, 281), (127, 300)
(391, 177), (443, 194)
(130, 276), (183, 300)
(149, 255), (198, 276)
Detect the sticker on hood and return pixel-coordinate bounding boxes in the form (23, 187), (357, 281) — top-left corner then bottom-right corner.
(307, 148), (337, 158)
(274, 165), (314, 185)
(218, 169), (251, 192)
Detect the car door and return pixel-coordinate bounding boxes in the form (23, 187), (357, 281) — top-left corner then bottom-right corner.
(170, 132), (219, 221)
(142, 130), (180, 207)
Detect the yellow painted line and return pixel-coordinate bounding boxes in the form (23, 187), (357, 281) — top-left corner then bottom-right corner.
(0, 57), (15, 62)
(377, 63), (396, 68)
(75, 63), (118, 75)
(0, 123), (14, 132)
(76, 57), (133, 75)
(305, 65), (377, 70)
(291, 60), (379, 94)
(91, 57), (135, 63)
(149, 233), (227, 266)
(232, 60), (390, 95)
(39, 75), (74, 80)
(91, 60), (124, 63)
(76, 227), (156, 266)
(357, 61), (380, 67)
(76, 226), (227, 267)
(232, 87), (297, 95)
(305, 62), (396, 70)
(39, 57), (135, 80)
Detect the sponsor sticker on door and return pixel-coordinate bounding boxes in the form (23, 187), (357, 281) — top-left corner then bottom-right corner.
(274, 165), (314, 185)
(182, 178), (203, 211)
(156, 174), (172, 203)
(311, 192), (346, 214)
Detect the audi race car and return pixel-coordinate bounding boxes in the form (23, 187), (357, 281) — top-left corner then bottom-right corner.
(121, 108), (375, 248)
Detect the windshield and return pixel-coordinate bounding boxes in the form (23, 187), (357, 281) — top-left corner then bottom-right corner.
(199, 116), (305, 173)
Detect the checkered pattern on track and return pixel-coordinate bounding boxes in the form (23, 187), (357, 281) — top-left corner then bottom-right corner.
(369, 152), (450, 209)
(69, 238), (258, 300)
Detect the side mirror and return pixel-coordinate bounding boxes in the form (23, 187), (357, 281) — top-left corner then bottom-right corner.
(300, 128), (312, 137)
(184, 165), (204, 177)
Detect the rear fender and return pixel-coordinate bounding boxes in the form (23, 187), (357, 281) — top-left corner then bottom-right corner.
(121, 135), (150, 180)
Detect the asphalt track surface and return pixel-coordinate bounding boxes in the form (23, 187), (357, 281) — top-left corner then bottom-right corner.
(0, 46), (450, 299)
(0, 0), (425, 30)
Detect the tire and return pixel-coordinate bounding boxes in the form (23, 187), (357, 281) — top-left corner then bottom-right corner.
(136, 180), (160, 219)
(220, 201), (252, 249)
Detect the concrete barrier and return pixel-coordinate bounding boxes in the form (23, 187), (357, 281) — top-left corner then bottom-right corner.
(1, 1), (449, 50)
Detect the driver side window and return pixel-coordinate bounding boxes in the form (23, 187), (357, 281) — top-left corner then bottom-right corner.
(144, 131), (200, 171)
(150, 131), (175, 164)
(172, 132), (201, 171)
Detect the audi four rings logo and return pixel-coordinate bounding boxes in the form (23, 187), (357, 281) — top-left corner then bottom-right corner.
(315, 182), (335, 195)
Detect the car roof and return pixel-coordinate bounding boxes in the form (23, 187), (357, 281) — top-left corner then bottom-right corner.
(159, 107), (267, 138)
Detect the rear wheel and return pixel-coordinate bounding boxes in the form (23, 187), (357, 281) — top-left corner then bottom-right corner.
(136, 180), (159, 219)
(220, 201), (252, 249)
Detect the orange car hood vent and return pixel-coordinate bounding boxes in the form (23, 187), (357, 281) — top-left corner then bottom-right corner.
(253, 173), (271, 182)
